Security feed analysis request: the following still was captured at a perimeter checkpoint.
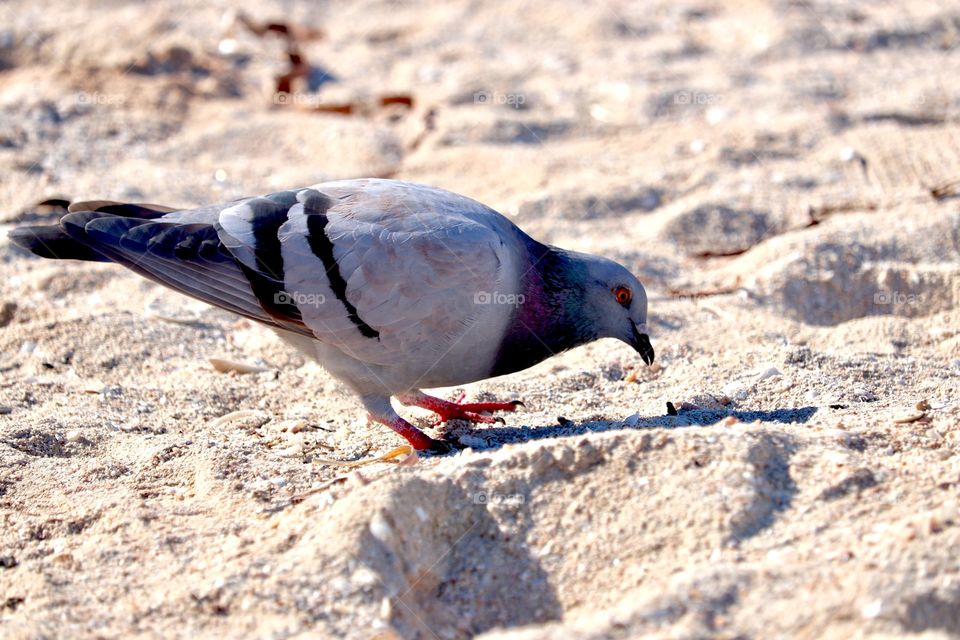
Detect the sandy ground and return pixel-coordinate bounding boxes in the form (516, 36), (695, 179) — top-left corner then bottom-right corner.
(1, 0), (960, 638)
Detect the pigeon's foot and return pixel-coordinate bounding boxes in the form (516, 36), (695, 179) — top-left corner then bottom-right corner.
(376, 414), (440, 451)
(363, 396), (456, 453)
(399, 391), (524, 426)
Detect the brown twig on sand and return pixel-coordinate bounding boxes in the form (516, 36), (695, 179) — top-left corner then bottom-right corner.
(692, 248), (750, 258)
(407, 107), (438, 151)
(928, 178), (960, 201)
(805, 200), (879, 227)
(226, 10), (415, 117)
(228, 10), (319, 96)
(291, 475), (348, 504)
(666, 276), (742, 299)
(232, 11), (325, 42)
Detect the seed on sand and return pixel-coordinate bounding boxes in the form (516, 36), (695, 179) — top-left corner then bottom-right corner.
(208, 357), (271, 375)
(311, 444), (417, 468)
(82, 379), (108, 394)
(893, 413), (927, 424)
(625, 361), (662, 383)
(211, 409), (271, 430)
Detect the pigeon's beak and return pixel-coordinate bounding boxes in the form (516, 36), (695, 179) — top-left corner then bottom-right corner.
(631, 322), (655, 365)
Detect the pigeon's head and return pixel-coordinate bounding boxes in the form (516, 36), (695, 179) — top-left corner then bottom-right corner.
(573, 253), (654, 365)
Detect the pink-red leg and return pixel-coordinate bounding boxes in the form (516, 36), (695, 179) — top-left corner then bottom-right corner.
(398, 390), (523, 426)
(361, 394), (452, 453)
(372, 414), (451, 453)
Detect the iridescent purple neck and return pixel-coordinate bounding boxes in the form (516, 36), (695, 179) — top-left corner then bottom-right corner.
(490, 239), (593, 376)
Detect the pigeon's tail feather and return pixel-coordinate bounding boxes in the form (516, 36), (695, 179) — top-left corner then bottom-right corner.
(8, 200), (174, 262)
(67, 201), (176, 217)
(58, 211), (270, 322)
(46, 206), (312, 337)
(8, 224), (111, 261)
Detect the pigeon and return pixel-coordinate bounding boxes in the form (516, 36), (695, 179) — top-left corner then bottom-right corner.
(8, 179), (654, 452)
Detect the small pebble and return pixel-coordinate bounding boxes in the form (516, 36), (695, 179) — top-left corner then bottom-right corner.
(290, 421), (309, 433)
(705, 106), (728, 124)
(720, 380), (745, 399)
(754, 365), (781, 380)
(351, 566), (379, 588)
(722, 380), (748, 400)
(369, 512), (393, 544)
(65, 430), (81, 443)
(840, 146), (860, 162)
(850, 385), (876, 402)
(860, 599), (884, 619)
(218, 38), (238, 55)
(330, 576), (351, 595)
(82, 379), (108, 394)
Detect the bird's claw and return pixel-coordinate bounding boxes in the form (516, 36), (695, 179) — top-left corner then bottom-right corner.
(410, 393), (524, 426)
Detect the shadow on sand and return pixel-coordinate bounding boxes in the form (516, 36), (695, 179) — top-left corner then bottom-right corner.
(443, 406), (818, 450)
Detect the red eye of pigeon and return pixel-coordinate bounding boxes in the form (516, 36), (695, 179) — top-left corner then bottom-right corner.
(614, 286), (632, 307)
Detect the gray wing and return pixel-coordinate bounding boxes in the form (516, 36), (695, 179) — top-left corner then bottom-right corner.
(274, 180), (515, 365)
(59, 179), (516, 366)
